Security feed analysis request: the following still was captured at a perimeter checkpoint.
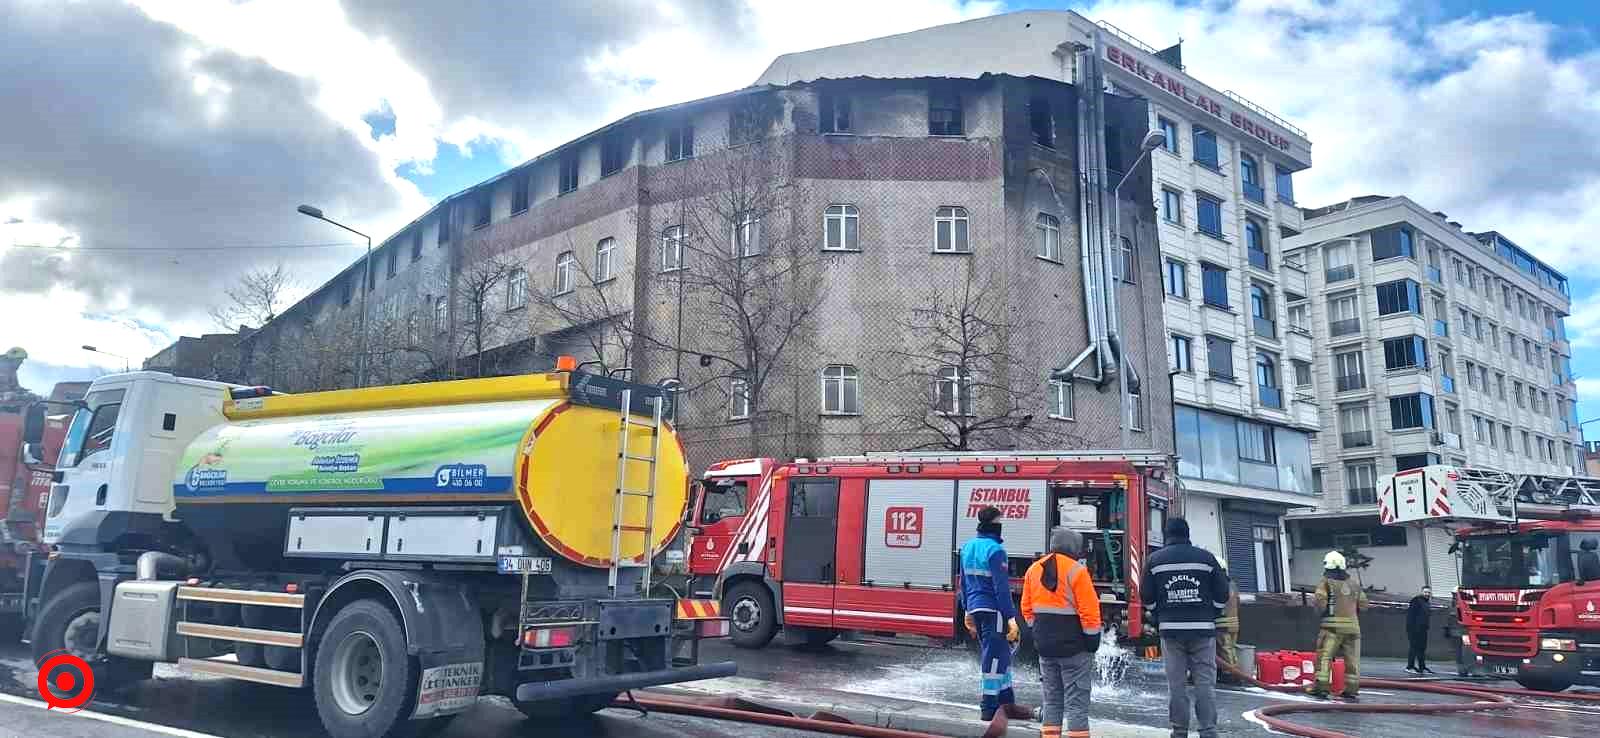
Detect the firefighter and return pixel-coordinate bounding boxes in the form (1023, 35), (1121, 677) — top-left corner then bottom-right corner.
(1022, 528), (1102, 738)
(961, 506), (1021, 722)
(1307, 550), (1369, 700)
(1214, 560), (1241, 682)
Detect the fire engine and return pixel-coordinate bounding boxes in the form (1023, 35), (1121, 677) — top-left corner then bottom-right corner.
(1380, 464), (1600, 691)
(695, 451), (1172, 650)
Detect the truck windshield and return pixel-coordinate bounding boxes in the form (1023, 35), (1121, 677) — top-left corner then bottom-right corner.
(699, 479), (749, 524)
(59, 388), (124, 468)
(1460, 532), (1572, 589)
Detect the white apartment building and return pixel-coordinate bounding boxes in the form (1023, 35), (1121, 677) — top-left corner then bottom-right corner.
(1282, 195), (1580, 596)
(1091, 24), (1318, 592)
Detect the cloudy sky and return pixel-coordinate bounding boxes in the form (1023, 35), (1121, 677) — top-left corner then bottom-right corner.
(4, 0), (1598, 423)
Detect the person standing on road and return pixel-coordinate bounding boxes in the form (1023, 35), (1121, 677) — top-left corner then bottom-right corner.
(1308, 550), (1369, 700)
(1142, 518), (1228, 738)
(1406, 586), (1434, 674)
(961, 506), (1021, 723)
(1023, 528), (1102, 738)
(1214, 561), (1241, 682)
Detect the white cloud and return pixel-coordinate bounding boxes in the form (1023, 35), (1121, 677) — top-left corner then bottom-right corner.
(1576, 377), (1600, 404)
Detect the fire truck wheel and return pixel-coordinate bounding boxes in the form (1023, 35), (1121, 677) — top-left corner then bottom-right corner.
(725, 582), (776, 649)
(30, 581), (152, 690)
(312, 598), (444, 738)
(513, 692), (617, 719)
(1515, 674), (1572, 692)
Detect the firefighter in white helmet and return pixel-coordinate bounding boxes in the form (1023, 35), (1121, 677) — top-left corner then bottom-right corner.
(1308, 550), (1368, 699)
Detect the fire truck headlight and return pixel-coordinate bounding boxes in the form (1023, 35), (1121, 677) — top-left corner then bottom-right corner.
(1539, 637), (1578, 652)
(1553, 653), (1566, 663)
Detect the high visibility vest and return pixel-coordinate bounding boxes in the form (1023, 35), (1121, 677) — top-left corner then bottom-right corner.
(1022, 553), (1102, 658)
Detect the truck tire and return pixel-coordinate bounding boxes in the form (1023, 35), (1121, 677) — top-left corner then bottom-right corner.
(513, 692), (617, 719)
(1515, 674), (1572, 692)
(30, 582), (152, 691)
(724, 582), (776, 649)
(312, 599), (447, 738)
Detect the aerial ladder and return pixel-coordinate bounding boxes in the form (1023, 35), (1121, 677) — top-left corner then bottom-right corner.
(1380, 464), (1600, 527)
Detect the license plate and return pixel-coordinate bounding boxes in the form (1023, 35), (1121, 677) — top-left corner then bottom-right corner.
(498, 556), (552, 574)
(1489, 664), (1517, 676)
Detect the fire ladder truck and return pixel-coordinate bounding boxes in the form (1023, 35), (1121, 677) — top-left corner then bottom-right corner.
(1380, 464), (1600, 690)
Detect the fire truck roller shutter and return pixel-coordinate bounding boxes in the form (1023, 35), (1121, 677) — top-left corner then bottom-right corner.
(1424, 527), (1460, 592)
(863, 479), (957, 588)
(956, 479), (1050, 559)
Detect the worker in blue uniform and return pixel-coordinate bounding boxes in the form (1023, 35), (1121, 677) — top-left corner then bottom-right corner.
(960, 506), (1022, 722)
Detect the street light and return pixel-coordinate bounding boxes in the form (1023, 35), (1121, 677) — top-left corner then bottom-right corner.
(1108, 129), (1167, 452)
(82, 345), (130, 372)
(297, 204), (373, 387)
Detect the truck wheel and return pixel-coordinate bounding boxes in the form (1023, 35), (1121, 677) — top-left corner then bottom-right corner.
(1515, 674), (1572, 692)
(513, 692), (617, 719)
(312, 599), (445, 738)
(30, 582), (151, 690)
(724, 582), (776, 649)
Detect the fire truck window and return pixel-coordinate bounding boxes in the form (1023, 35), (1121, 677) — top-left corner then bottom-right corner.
(700, 480), (748, 524)
(1461, 533), (1570, 589)
(788, 478), (838, 518)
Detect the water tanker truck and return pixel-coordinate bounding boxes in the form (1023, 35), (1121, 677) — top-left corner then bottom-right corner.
(28, 364), (734, 737)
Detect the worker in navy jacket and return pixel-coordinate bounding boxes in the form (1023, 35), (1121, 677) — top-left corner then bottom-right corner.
(960, 506), (1021, 722)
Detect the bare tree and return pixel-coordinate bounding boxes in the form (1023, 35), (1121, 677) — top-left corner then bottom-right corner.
(878, 271), (1067, 451)
(451, 239), (522, 378)
(208, 263), (296, 331)
(526, 236), (634, 376)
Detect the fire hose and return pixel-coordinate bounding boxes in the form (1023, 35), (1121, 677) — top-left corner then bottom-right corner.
(612, 692), (955, 738)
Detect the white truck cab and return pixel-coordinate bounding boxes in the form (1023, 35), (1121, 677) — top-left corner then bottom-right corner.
(44, 372), (235, 547)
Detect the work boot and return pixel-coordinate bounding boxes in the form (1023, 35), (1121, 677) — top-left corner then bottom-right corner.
(1304, 687), (1330, 700)
(1338, 693), (1360, 703)
(1421, 667), (1436, 675)
(1003, 703), (1035, 720)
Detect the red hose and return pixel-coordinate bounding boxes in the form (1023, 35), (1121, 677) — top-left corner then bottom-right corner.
(619, 693), (950, 738)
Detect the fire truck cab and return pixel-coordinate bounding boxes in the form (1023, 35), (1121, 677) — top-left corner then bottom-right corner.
(700, 452), (1171, 650)
(1381, 464), (1600, 691)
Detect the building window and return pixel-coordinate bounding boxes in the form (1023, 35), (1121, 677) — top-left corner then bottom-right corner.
(729, 379), (750, 420)
(433, 296), (447, 333)
(1256, 352), (1282, 408)
(1522, 431), (1533, 456)
(825, 205), (860, 251)
(1346, 461), (1377, 505)
(928, 86), (963, 136)
(1375, 279), (1422, 316)
(503, 266), (528, 309)
(1390, 393), (1435, 430)
(934, 206), (970, 253)
(1340, 404), (1373, 448)
(1245, 219), (1268, 269)
(340, 277), (353, 306)
(820, 91), (851, 134)
(1129, 385), (1144, 431)
(1250, 283), (1275, 338)
(601, 132), (627, 176)
(1158, 116), (1178, 154)
(1371, 225), (1415, 261)
(1115, 237), (1136, 282)
(1238, 420), (1276, 463)
(1328, 291), (1360, 336)
(1241, 153), (1264, 203)
(1334, 349), (1366, 391)
(1035, 213), (1060, 261)
(1029, 96), (1053, 147)
(511, 174), (529, 214)
(935, 366), (971, 415)
(1294, 359), (1312, 387)
(1162, 188), (1183, 224)
(1274, 164), (1295, 205)
(1104, 123), (1124, 172)
(553, 253), (574, 296)
(666, 123), (694, 162)
(1192, 126), (1219, 169)
(1472, 415), (1486, 443)
(1495, 372), (1506, 399)
(821, 365), (859, 415)
(1323, 240), (1354, 282)
(661, 225), (684, 272)
(1382, 335), (1428, 371)
(1206, 334), (1235, 380)
(473, 193), (491, 229)
(1196, 194), (1223, 237)
(1514, 381), (1525, 408)
(595, 238), (616, 283)
(1049, 378), (1074, 420)
(1395, 453), (1437, 472)
(411, 230), (423, 262)
(1288, 301), (1309, 333)
(386, 247), (397, 278)
(1201, 262), (1229, 308)
(1172, 334), (1193, 373)
(437, 209), (451, 246)
(734, 210), (762, 257)
(1165, 259), (1188, 298)
(559, 153), (579, 194)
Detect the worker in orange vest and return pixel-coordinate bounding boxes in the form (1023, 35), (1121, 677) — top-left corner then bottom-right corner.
(1022, 528), (1102, 738)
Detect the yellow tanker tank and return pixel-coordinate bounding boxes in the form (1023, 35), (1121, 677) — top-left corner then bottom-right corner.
(171, 371), (686, 568)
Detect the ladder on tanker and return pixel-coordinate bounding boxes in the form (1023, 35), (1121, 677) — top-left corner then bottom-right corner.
(608, 389), (663, 597)
(1453, 466), (1600, 515)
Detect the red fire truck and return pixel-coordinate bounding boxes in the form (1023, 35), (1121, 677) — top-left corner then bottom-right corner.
(1380, 464), (1600, 691)
(0, 386), (77, 632)
(696, 452), (1173, 649)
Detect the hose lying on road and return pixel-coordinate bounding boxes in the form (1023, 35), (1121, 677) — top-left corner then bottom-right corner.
(615, 692), (953, 738)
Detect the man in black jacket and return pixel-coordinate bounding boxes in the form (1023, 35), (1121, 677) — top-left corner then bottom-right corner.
(1406, 586), (1433, 674)
(1143, 518), (1229, 738)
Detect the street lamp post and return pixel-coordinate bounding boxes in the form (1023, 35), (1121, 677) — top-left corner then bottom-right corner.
(1108, 129), (1168, 452)
(297, 205), (372, 387)
(81, 345), (130, 372)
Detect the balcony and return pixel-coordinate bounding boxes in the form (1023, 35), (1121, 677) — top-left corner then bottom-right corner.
(1440, 375), (1456, 394)
(1244, 181), (1266, 204)
(1427, 265), (1443, 284)
(1342, 430), (1374, 448)
(1348, 488), (1378, 506)
(1259, 385), (1283, 409)
(1249, 248), (1270, 271)
(1326, 264), (1355, 283)
(1433, 320), (1449, 338)
(1329, 318), (1361, 337)
(1336, 373), (1367, 392)
(1254, 316), (1277, 339)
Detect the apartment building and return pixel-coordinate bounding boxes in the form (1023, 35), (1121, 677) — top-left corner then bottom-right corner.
(1090, 24), (1318, 591)
(1282, 195), (1580, 595)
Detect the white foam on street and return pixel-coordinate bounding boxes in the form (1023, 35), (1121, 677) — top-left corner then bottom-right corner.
(0, 691), (225, 738)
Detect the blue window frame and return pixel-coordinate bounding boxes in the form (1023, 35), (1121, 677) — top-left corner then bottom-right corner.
(1193, 127), (1219, 169)
(1159, 117), (1179, 154)
(1375, 279), (1422, 316)
(1383, 335), (1429, 371)
(1274, 165), (1295, 205)
(1197, 194), (1223, 237)
(1372, 226), (1415, 261)
(1389, 393), (1435, 430)
(1241, 154), (1264, 203)
(1202, 262), (1229, 308)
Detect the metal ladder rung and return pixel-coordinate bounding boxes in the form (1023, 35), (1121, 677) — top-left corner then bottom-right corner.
(623, 418), (659, 429)
(622, 454), (658, 463)
(618, 489), (655, 497)
(616, 525), (650, 532)
(609, 388), (663, 597)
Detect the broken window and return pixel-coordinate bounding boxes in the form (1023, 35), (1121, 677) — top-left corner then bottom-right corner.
(601, 132), (626, 177)
(559, 153), (579, 194)
(820, 91), (851, 134)
(1029, 96), (1053, 148)
(666, 123), (694, 162)
(928, 86), (963, 136)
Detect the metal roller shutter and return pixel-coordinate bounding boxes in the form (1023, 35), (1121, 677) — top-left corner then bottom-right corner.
(1424, 526), (1460, 593)
(1224, 514), (1258, 592)
(863, 479), (957, 588)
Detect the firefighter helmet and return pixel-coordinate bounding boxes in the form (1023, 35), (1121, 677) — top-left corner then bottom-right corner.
(1323, 550), (1347, 570)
